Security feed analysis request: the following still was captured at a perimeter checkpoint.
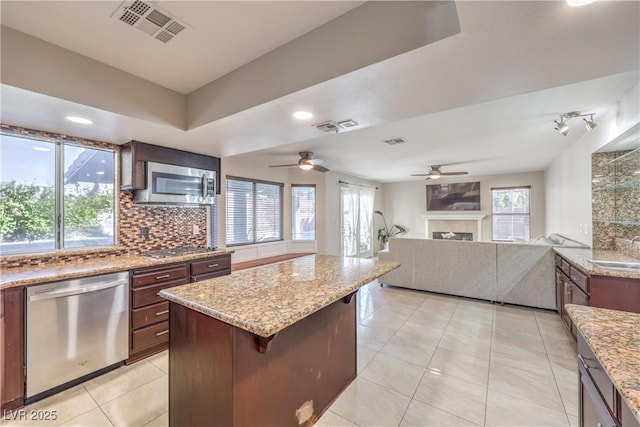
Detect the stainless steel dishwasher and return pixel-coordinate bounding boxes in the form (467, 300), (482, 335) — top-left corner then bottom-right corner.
(26, 271), (129, 401)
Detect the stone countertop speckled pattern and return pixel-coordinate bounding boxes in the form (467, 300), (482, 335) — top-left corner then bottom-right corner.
(554, 247), (640, 279)
(159, 254), (400, 338)
(566, 304), (640, 423)
(0, 250), (233, 290)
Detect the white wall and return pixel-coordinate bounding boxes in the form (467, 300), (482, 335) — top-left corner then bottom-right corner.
(383, 171), (546, 242)
(219, 156), (384, 257)
(545, 82), (640, 245)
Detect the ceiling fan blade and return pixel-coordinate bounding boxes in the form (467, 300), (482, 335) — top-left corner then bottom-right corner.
(440, 171), (468, 176)
(269, 164), (298, 168)
(312, 164), (329, 173)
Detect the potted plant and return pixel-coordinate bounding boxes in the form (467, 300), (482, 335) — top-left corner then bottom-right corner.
(375, 210), (408, 249)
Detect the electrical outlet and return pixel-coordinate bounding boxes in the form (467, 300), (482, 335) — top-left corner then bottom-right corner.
(140, 227), (149, 239)
(193, 224), (200, 235)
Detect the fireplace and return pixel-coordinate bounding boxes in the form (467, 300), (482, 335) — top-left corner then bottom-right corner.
(433, 231), (473, 241)
(422, 213), (487, 241)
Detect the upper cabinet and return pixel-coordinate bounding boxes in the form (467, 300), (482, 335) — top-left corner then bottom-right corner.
(120, 141), (221, 194)
(592, 124), (640, 250)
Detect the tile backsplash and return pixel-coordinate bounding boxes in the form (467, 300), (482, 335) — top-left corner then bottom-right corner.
(118, 191), (206, 253)
(1, 124), (207, 269)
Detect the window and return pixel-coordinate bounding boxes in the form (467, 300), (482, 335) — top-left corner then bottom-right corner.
(292, 185), (316, 240)
(0, 133), (116, 254)
(225, 176), (283, 246)
(491, 186), (531, 241)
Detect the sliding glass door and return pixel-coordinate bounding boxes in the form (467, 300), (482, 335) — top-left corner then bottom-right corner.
(340, 184), (375, 258)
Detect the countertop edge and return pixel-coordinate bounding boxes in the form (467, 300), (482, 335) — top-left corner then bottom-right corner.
(160, 259), (400, 338)
(566, 304), (640, 424)
(0, 250), (234, 290)
(553, 247), (640, 279)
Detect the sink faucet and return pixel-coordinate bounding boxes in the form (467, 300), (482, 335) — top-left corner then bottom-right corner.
(631, 236), (640, 244)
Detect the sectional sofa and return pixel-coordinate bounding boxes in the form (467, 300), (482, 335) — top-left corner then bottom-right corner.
(377, 236), (587, 309)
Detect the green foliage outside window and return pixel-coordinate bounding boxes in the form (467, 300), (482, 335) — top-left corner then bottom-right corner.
(0, 181), (55, 241)
(0, 181), (113, 242)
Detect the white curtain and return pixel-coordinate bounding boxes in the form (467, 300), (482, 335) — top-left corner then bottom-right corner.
(340, 183), (375, 258)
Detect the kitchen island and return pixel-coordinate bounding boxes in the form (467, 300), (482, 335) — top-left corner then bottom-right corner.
(159, 254), (400, 427)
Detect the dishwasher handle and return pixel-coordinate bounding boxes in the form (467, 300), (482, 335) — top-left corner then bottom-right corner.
(28, 279), (128, 302)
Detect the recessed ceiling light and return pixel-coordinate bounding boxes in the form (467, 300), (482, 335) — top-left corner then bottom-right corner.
(567, 0), (596, 6)
(66, 116), (93, 125)
(293, 111), (313, 120)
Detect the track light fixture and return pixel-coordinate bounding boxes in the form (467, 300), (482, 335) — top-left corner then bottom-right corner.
(553, 111), (597, 136)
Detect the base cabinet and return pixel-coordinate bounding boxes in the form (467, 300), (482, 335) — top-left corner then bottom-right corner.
(555, 253), (640, 340)
(1, 287), (25, 413)
(128, 254), (232, 363)
(577, 333), (640, 427)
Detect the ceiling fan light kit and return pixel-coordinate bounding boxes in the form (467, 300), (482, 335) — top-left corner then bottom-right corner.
(410, 165), (469, 180)
(553, 111), (597, 136)
(269, 151), (329, 173)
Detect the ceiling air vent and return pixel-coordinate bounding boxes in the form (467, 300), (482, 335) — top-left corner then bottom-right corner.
(111, 0), (189, 44)
(384, 137), (407, 145)
(313, 121), (340, 133)
(337, 119), (358, 128)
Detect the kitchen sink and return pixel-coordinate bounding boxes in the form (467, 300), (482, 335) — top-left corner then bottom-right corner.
(589, 260), (640, 270)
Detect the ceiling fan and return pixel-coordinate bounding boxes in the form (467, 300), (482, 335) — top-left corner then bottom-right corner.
(411, 165), (468, 180)
(269, 151), (329, 173)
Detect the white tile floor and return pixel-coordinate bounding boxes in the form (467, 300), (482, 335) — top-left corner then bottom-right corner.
(1, 281), (579, 427)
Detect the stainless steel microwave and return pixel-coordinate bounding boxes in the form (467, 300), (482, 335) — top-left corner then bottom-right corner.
(133, 161), (216, 205)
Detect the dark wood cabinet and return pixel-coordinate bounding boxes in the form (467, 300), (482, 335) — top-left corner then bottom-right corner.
(127, 254), (232, 363)
(120, 140), (221, 194)
(128, 263), (189, 363)
(190, 255), (232, 282)
(554, 253), (640, 340)
(1, 287), (25, 413)
(577, 332), (639, 427)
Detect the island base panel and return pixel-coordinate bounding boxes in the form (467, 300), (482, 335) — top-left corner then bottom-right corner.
(168, 297), (357, 427)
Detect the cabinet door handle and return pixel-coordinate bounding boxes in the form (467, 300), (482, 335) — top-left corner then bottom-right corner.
(578, 354), (600, 370)
(156, 330), (169, 337)
(155, 310), (169, 316)
(155, 274), (171, 280)
(207, 264), (219, 268)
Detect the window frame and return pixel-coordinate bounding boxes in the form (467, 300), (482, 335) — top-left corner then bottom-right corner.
(491, 185), (532, 242)
(225, 175), (284, 247)
(0, 132), (118, 255)
(291, 184), (316, 241)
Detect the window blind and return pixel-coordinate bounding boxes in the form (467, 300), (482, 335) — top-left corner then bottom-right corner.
(225, 177), (283, 246)
(491, 186), (531, 241)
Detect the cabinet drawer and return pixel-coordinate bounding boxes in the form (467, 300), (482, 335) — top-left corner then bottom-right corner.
(191, 270), (229, 283)
(560, 258), (571, 276)
(132, 301), (169, 329)
(191, 256), (231, 276)
(578, 334), (615, 411)
(132, 264), (188, 288)
(570, 266), (589, 293)
(132, 278), (187, 308)
(132, 321), (169, 352)
(555, 254), (563, 268)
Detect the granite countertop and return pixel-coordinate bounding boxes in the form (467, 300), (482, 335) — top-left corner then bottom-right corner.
(0, 249), (233, 290)
(159, 254), (400, 338)
(566, 304), (640, 423)
(554, 247), (640, 279)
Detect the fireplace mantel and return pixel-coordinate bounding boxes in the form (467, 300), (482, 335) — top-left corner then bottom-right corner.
(421, 212), (487, 241)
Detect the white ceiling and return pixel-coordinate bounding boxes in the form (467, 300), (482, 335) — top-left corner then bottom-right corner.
(1, 1), (639, 183)
(0, 1), (364, 94)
